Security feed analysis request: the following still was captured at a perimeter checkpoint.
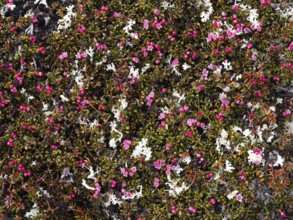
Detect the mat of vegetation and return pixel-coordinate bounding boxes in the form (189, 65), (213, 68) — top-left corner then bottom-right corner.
(0, 0), (292, 219)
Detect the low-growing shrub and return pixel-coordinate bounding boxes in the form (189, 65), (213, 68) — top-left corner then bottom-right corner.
(0, 0), (292, 219)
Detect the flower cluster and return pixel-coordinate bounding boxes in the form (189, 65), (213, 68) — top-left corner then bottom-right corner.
(0, 0), (292, 219)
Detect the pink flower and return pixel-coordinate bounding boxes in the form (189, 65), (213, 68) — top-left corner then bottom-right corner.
(221, 99), (230, 107)
(18, 164), (24, 171)
(47, 117), (54, 124)
(14, 72), (23, 84)
(231, 5), (239, 10)
(10, 26), (16, 32)
(187, 118), (196, 127)
(153, 8), (160, 15)
(166, 143), (172, 151)
(58, 52), (68, 61)
(51, 145), (57, 150)
(113, 12), (121, 18)
(247, 43), (253, 49)
(7, 139), (14, 147)
(111, 181), (117, 188)
(280, 211), (286, 219)
(171, 206), (178, 214)
(252, 54), (257, 61)
(146, 92), (155, 106)
(70, 193), (76, 199)
(120, 168), (128, 177)
(78, 160), (84, 167)
(186, 131), (193, 137)
(10, 85), (17, 93)
(154, 177), (160, 188)
(130, 166), (137, 173)
(179, 105), (189, 113)
(171, 58), (179, 67)
(132, 57), (139, 63)
(159, 112), (166, 120)
(260, 0), (271, 6)
(154, 160), (165, 170)
(282, 109), (291, 117)
(257, 90), (262, 97)
(8, 160), (15, 166)
(24, 171), (31, 177)
(201, 69), (209, 80)
(123, 139), (132, 150)
(143, 19), (149, 29)
(216, 112), (224, 121)
(93, 183), (101, 198)
(235, 193), (243, 202)
(210, 198), (217, 205)
(225, 46), (232, 53)
(76, 52), (87, 59)
(288, 42), (293, 51)
(101, 6), (108, 11)
(29, 36), (36, 43)
(188, 206), (196, 214)
(78, 25), (86, 33)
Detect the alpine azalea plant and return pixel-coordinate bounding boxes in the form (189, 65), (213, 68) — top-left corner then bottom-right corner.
(0, 0), (292, 219)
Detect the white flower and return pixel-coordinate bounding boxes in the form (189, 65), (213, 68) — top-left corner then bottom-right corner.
(74, 70), (84, 89)
(165, 175), (189, 197)
(277, 5), (293, 22)
(172, 90), (186, 103)
(182, 156), (191, 164)
(141, 63), (150, 73)
(25, 23), (34, 35)
(224, 160), (235, 172)
(160, 106), (170, 114)
(60, 95), (69, 102)
(132, 138), (152, 161)
(174, 164), (184, 175)
(120, 98), (128, 110)
(223, 86), (230, 93)
(276, 98), (283, 104)
(85, 166), (100, 180)
(227, 190), (239, 200)
(269, 106), (276, 112)
(247, 9), (260, 27)
(216, 129), (231, 154)
(57, 5), (76, 31)
(86, 46), (95, 63)
(128, 66), (140, 78)
(273, 155), (284, 167)
(236, 74), (242, 81)
(25, 203), (39, 218)
(82, 179), (95, 190)
(109, 138), (117, 148)
(161, 1), (175, 9)
(182, 62), (191, 70)
(37, 186), (52, 198)
(106, 63), (116, 72)
(34, 0), (48, 7)
(219, 92), (227, 101)
(200, 0), (213, 22)
(103, 192), (122, 207)
(267, 132), (275, 143)
(222, 60), (233, 70)
(247, 150), (263, 165)
(123, 19), (136, 34)
(233, 126), (242, 133)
